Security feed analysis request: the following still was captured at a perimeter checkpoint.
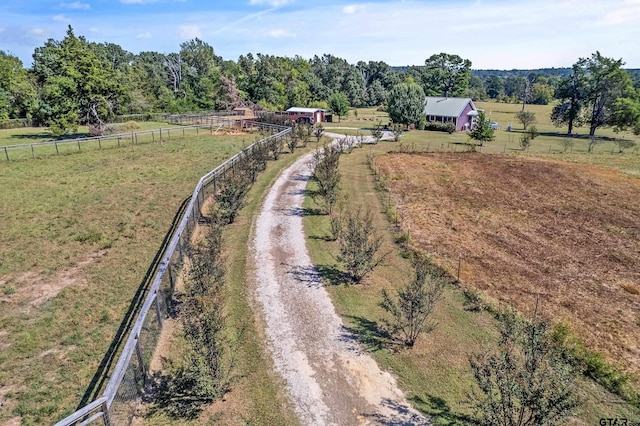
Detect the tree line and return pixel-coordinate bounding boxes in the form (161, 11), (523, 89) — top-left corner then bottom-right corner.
(1, 26), (639, 136)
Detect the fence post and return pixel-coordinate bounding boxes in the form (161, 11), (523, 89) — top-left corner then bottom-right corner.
(101, 400), (112, 426)
(98, 138), (102, 150)
(78, 140), (81, 152)
(131, 132), (135, 146)
(55, 141), (59, 155)
(31, 145), (35, 159)
(4, 146), (9, 161)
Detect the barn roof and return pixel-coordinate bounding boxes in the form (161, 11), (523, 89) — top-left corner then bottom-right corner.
(286, 107), (324, 113)
(423, 97), (476, 118)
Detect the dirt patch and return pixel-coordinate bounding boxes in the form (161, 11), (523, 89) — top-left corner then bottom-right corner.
(2, 249), (108, 309)
(376, 152), (640, 379)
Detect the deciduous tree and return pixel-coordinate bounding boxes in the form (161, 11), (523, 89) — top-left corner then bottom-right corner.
(422, 52), (471, 97)
(328, 92), (350, 122)
(515, 110), (536, 130)
(386, 82), (425, 129)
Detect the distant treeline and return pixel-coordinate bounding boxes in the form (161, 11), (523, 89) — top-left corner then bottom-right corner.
(1, 25), (639, 136)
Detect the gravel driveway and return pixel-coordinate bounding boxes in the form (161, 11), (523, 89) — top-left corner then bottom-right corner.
(250, 139), (429, 425)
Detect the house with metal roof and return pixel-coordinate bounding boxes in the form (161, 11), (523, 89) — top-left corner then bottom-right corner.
(423, 97), (478, 131)
(285, 107), (327, 124)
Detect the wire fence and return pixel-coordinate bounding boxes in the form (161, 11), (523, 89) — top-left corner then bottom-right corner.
(53, 122), (292, 426)
(0, 114), (274, 161)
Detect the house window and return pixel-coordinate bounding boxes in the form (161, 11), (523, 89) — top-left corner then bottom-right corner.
(428, 115), (435, 122)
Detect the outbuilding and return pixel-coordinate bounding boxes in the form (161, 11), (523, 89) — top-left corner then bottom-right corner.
(423, 97), (478, 131)
(285, 107), (326, 124)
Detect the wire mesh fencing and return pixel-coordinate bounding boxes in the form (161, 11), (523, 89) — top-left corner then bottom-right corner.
(53, 124), (292, 426)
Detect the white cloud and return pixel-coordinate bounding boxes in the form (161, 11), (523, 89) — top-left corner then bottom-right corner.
(137, 31), (152, 39)
(61, 1), (90, 10)
(53, 14), (71, 22)
(248, 0), (292, 7)
(178, 24), (202, 39)
(267, 28), (295, 38)
(342, 4), (365, 14)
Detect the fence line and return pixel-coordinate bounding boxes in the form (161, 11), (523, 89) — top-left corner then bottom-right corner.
(1, 117), (284, 161)
(53, 124), (292, 426)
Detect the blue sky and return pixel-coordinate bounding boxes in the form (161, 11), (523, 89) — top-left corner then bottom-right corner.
(1, 0), (639, 70)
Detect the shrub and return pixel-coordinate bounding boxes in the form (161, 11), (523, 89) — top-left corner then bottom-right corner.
(468, 310), (579, 426)
(424, 122), (456, 133)
(380, 255), (445, 347)
(337, 209), (385, 283)
(311, 143), (341, 214)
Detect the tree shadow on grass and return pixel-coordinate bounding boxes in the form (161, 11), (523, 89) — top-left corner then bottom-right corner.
(285, 206), (324, 217)
(342, 315), (393, 352)
(9, 132), (53, 140)
(315, 263), (351, 286)
(361, 398), (431, 425)
(409, 394), (475, 425)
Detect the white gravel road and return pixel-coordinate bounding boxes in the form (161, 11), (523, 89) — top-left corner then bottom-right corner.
(250, 138), (430, 425)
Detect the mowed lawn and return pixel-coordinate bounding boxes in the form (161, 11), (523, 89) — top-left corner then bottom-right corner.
(0, 133), (255, 424)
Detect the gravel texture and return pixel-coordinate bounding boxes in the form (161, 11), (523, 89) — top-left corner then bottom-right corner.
(251, 140), (429, 425)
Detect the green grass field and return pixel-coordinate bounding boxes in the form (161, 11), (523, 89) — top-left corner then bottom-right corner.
(303, 116), (640, 424)
(0, 122), (182, 148)
(326, 102), (640, 157)
(0, 131), (275, 425)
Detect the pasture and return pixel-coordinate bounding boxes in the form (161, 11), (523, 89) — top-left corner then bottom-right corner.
(0, 132), (265, 424)
(303, 117), (640, 424)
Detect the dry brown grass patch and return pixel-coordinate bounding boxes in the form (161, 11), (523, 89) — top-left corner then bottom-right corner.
(376, 152), (640, 384)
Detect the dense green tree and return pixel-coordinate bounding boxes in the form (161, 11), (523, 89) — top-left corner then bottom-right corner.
(328, 92), (350, 122)
(0, 51), (37, 120)
(468, 74), (487, 100)
(610, 94), (640, 135)
(531, 82), (554, 105)
(551, 65), (586, 135)
(485, 74), (504, 99)
(387, 82), (425, 129)
(422, 52), (472, 97)
(580, 52), (634, 136)
(32, 26), (126, 134)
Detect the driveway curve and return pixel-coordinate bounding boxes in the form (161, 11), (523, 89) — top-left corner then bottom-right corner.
(250, 139), (429, 425)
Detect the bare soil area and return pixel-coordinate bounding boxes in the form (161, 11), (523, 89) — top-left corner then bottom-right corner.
(376, 152), (640, 379)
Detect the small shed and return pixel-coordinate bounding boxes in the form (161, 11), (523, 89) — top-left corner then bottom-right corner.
(285, 107), (326, 124)
(423, 97), (478, 131)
